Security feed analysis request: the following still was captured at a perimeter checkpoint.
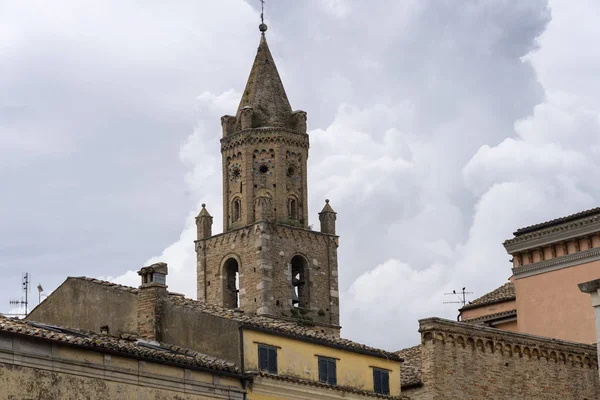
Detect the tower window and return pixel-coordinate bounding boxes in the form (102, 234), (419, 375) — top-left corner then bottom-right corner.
(259, 164), (269, 174)
(291, 255), (308, 308)
(223, 258), (239, 308)
(288, 198), (297, 220)
(233, 199), (241, 221)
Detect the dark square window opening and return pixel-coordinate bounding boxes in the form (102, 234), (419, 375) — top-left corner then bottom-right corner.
(258, 345), (278, 374)
(318, 356), (337, 385)
(373, 368), (390, 395)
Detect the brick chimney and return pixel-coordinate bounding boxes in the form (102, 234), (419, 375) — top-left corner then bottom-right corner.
(137, 262), (168, 342)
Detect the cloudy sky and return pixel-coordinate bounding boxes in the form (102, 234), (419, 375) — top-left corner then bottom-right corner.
(2, 0), (600, 351)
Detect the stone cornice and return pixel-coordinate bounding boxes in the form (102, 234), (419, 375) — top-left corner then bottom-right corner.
(512, 247), (600, 279)
(503, 215), (600, 253)
(419, 317), (598, 369)
(221, 127), (310, 151)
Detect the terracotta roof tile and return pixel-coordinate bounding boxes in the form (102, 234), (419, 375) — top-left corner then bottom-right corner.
(396, 345), (422, 389)
(70, 277), (400, 361)
(513, 207), (600, 236)
(169, 295), (401, 361)
(463, 309), (517, 324)
(250, 372), (409, 399)
(0, 314), (240, 374)
(460, 282), (515, 311)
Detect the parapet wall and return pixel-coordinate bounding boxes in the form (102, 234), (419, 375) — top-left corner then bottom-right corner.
(405, 318), (599, 400)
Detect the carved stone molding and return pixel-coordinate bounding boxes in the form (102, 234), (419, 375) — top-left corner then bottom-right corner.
(512, 247), (600, 279)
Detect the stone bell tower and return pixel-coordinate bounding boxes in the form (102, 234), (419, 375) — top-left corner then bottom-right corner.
(195, 24), (340, 333)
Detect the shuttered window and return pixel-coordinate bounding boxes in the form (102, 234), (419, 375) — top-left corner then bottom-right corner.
(373, 368), (390, 395)
(318, 356), (337, 385)
(258, 345), (277, 374)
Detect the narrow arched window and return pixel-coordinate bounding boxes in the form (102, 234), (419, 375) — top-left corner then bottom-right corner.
(223, 258), (240, 308)
(291, 255), (309, 308)
(233, 199), (241, 221)
(288, 198), (297, 220)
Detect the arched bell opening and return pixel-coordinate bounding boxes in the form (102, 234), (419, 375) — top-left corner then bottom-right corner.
(223, 258), (240, 308)
(291, 255), (309, 308)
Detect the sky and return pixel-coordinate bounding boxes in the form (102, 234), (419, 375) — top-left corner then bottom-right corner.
(1, 0), (600, 351)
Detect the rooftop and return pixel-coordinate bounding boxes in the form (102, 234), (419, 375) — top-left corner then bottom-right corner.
(71, 277), (401, 361)
(0, 313), (240, 375)
(460, 282), (515, 311)
(513, 207), (600, 236)
(396, 345), (422, 390)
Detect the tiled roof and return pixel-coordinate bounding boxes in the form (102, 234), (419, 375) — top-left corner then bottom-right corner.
(250, 372), (408, 399)
(169, 295), (401, 361)
(71, 277), (401, 361)
(513, 207), (600, 236)
(0, 314), (240, 375)
(463, 309), (517, 324)
(460, 282), (515, 311)
(396, 345), (422, 389)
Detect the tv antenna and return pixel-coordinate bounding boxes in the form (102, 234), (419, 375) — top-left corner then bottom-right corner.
(8, 273), (30, 317)
(443, 287), (473, 308)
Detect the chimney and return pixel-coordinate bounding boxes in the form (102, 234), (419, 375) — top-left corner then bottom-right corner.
(137, 262), (168, 342)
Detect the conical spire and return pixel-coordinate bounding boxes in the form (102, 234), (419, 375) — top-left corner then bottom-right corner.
(235, 27), (293, 130)
(319, 199), (337, 235)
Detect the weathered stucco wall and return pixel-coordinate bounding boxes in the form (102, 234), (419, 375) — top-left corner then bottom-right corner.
(27, 278), (137, 337)
(404, 318), (599, 400)
(242, 329), (401, 396)
(461, 299), (516, 320)
(162, 299), (242, 364)
(515, 260), (600, 344)
(0, 333), (245, 400)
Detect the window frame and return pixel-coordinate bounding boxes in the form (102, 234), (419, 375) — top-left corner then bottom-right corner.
(317, 356), (337, 385)
(257, 344), (278, 375)
(372, 367), (390, 395)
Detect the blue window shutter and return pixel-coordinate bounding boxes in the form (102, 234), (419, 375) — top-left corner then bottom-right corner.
(258, 346), (268, 371)
(327, 359), (337, 385)
(318, 358), (328, 383)
(373, 369), (382, 393)
(268, 347), (277, 374)
(381, 370), (390, 395)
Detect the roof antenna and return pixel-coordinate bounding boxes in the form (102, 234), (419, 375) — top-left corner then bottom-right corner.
(443, 287), (473, 321)
(259, 0), (268, 33)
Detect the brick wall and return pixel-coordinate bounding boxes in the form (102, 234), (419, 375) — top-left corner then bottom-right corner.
(404, 318), (599, 400)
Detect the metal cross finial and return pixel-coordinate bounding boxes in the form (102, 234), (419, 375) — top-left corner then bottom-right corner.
(258, 0), (268, 33)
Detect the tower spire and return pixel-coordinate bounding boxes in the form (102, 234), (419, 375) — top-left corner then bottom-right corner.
(234, 17), (293, 130)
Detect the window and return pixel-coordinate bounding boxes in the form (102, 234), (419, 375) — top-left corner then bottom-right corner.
(373, 368), (390, 395)
(288, 198), (297, 219)
(318, 357), (337, 385)
(258, 345), (277, 374)
(232, 199), (241, 221)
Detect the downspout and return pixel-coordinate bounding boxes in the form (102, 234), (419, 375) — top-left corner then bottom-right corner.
(239, 325), (248, 400)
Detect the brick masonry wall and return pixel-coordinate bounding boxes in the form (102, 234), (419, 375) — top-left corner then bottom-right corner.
(197, 221), (340, 330)
(405, 318), (599, 400)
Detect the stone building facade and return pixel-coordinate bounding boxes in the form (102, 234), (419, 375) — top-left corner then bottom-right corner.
(195, 28), (340, 329)
(399, 318), (599, 400)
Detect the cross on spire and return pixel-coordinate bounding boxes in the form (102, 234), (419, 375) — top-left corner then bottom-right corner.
(260, 0), (265, 24)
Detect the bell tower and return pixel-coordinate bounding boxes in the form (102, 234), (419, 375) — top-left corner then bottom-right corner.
(195, 24), (340, 334)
